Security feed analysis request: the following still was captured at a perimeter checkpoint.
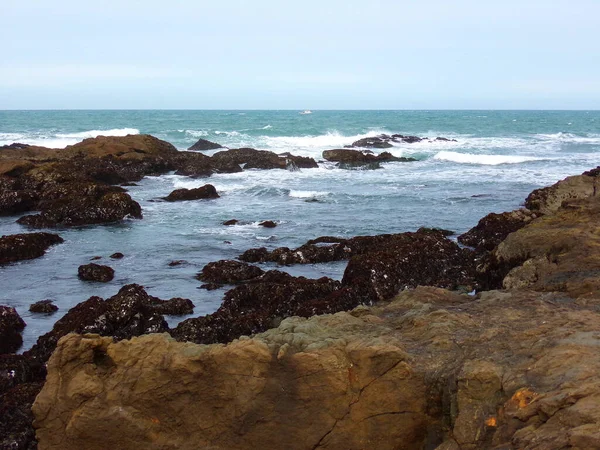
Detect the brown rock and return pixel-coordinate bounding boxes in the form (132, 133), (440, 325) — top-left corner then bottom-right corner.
(109, 252), (124, 259)
(223, 219), (239, 226)
(259, 220), (277, 228)
(0, 306), (26, 354)
(196, 260), (265, 284)
(0, 232), (63, 265)
(164, 184), (219, 202)
(29, 300), (58, 314)
(77, 263), (114, 282)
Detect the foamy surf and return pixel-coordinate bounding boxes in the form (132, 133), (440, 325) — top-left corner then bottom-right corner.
(433, 151), (545, 165)
(0, 128), (140, 149)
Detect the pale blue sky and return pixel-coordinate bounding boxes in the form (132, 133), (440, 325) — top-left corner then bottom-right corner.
(1, 0), (599, 109)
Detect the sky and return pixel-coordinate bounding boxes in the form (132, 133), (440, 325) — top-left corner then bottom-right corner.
(1, 0), (599, 109)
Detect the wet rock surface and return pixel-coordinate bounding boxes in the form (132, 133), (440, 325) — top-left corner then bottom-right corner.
(77, 263), (115, 282)
(322, 149), (416, 168)
(0, 306), (26, 354)
(172, 272), (342, 345)
(164, 184), (219, 202)
(346, 133), (456, 149)
(457, 208), (538, 253)
(29, 300), (58, 314)
(196, 260), (265, 284)
(0, 232), (64, 265)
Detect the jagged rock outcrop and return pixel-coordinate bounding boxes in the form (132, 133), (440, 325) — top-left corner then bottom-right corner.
(0, 306), (26, 354)
(0, 232), (63, 265)
(163, 184), (219, 202)
(34, 285), (600, 450)
(345, 134), (457, 149)
(188, 138), (224, 151)
(211, 148), (317, 171)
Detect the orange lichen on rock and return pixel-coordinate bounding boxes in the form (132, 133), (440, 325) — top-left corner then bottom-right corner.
(511, 388), (538, 409)
(485, 417), (497, 427)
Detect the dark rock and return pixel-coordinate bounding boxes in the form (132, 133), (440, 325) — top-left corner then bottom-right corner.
(212, 148), (286, 171)
(0, 306), (26, 354)
(1, 143), (32, 150)
(223, 219), (239, 226)
(120, 182), (138, 187)
(435, 137), (457, 142)
(417, 227), (454, 236)
(90, 256), (102, 261)
(78, 263), (114, 282)
(199, 283), (222, 291)
(188, 138), (224, 151)
(0, 381), (43, 449)
(110, 252), (124, 259)
(197, 260), (265, 284)
(168, 260), (187, 267)
(28, 284), (169, 362)
(285, 155), (319, 169)
(341, 230), (476, 303)
(17, 183), (142, 228)
(172, 272), (341, 345)
(259, 220), (277, 228)
(458, 209), (537, 253)
(0, 189), (38, 216)
(322, 149), (416, 168)
(29, 300), (58, 314)
(164, 184), (219, 202)
(172, 151), (215, 177)
(348, 136), (393, 149)
(0, 232), (64, 265)
(149, 297), (194, 315)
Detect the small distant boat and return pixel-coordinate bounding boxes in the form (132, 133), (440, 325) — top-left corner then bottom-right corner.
(300, 110), (312, 115)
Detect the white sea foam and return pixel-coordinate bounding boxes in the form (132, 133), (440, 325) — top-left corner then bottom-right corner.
(289, 190), (330, 198)
(185, 130), (209, 138)
(433, 151), (544, 165)
(55, 128), (139, 139)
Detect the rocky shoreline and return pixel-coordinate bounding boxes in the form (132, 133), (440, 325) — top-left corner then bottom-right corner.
(1, 134), (600, 449)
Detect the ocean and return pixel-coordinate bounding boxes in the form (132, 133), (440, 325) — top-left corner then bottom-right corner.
(1, 109), (599, 350)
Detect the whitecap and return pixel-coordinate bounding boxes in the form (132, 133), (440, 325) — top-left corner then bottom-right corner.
(55, 128), (139, 139)
(289, 190), (330, 198)
(433, 151), (544, 165)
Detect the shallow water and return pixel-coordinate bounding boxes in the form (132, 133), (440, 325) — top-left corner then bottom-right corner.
(0, 110), (598, 350)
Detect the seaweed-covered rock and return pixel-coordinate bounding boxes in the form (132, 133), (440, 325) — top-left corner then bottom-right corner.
(29, 300), (58, 314)
(458, 209), (538, 253)
(0, 232), (63, 265)
(77, 263), (115, 282)
(29, 284), (169, 362)
(172, 272), (341, 345)
(197, 260), (265, 284)
(17, 184), (142, 228)
(188, 138), (224, 151)
(164, 184), (219, 202)
(148, 297), (194, 315)
(0, 306), (26, 354)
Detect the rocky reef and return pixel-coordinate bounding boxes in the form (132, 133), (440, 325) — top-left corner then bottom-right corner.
(3, 158), (600, 449)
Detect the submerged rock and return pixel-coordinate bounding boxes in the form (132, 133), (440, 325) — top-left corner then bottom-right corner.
(0, 306), (26, 354)
(164, 184), (219, 201)
(29, 300), (58, 314)
(78, 263), (115, 282)
(0, 232), (63, 265)
(187, 138), (224, 151)
(259, 220), (277, 228)
(109, 252), (124, 259)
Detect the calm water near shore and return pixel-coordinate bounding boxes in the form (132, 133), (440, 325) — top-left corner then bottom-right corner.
(1, 110), (599, 350)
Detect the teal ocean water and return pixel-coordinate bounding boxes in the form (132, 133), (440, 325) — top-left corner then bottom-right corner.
(1, 110), (599, 349)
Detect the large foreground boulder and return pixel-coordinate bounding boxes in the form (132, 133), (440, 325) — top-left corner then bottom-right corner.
(33, 285), (600, 449)
(0, 232), (63, 265)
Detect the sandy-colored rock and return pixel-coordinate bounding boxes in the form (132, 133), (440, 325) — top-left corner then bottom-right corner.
(33, 285), (600, 449)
